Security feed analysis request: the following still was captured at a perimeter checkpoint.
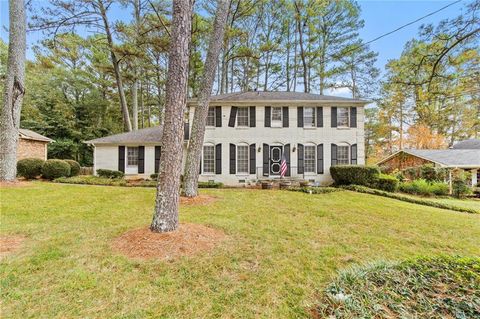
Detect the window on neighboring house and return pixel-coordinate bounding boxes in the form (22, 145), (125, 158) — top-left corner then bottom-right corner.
(127, 147), (138, 166)
(337, 145), (349, 165)
(304, 107), (315, 127)
(304, 145), (316, 173)
(271, 107), (282, 127)
(237, 145), (249, 174)
(206, 107), (215, 127)
(337, 107), (349, 127)
(236, 107), (249, 127)
(203, 145), (215, 174)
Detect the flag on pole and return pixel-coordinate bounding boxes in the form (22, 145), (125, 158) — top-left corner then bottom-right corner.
(280, 154), (287, 178)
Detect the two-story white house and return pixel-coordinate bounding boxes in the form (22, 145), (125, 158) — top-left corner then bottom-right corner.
(86, 91), (368, 186)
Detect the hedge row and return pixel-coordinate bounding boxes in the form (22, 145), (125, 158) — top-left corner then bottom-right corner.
(288, 186), (341, 194)
(17, 158), (81, 180)
(341, 185), (478, 214)
(330, 165), (399, 192)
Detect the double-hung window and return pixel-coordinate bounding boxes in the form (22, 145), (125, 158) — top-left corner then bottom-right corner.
(303, 107), (315, 127)
(337, 107), (349, 127)
(337, 146), (349, 165)
(271, 107), (282, 127)
(203, 145), (215, 174)
(237, 145), (249, 174)
(304, 145), (316, 173)
(206, 107), (215, 127)
(127, 147), (138, 166)
(236, 107), (249, 127)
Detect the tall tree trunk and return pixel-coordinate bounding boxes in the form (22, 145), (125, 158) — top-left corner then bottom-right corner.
(98, 0), (132, 132)
(132, 78), (139, 130)
(151, 0), (193, 233)
(131, 0), (141, 130)
(139, 78), (144, 128)
(0, 0), (26, 181)
(294, 2), (308, 93)
(183, 0), (230, 198)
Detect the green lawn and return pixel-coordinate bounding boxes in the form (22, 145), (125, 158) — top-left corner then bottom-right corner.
(403, 194), (480, 212)
(1, 183), (479, 318)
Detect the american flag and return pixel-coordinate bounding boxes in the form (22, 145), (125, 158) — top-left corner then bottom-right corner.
(280, 154), (287, 178)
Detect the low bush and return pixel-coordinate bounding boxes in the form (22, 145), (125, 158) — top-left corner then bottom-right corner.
(402, 164), (447, 182)
(314, 255), (480, 318)
(288, 186), (340, 194)
(54, 176), (127, 186)
(330, 165), (380, 186)
(64, 160), (81, 176)
(375, 174), (399, 192)
(399, 179), (449, 196)
(342, 185), (477, 213)
(452, 177), (471, 199)
(42, 159), (71, 180)
(96, 169), (124, 179)
(198, 181), (223, 188)
(17, 158), (45, 179)
(150, 173), (158, 180)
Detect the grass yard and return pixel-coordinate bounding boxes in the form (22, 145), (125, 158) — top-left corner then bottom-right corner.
(408, 195), (480, 212)
(1, 183), (479, 318)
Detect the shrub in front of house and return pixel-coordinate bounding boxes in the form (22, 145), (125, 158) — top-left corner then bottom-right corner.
(96, 169), (124, 179)
(375, 174), (399, 192)
(402, 165), (447, 182)
(330, 165), (380, 187)
(198, 181), (223, 188)
(399, 179), (449, 197)
(54, 176), (127, 186)
(64, 160), (81, 176)
(452, 177), (471, 199)
(42, 159), (71, 180)
(17, 158), (45, 179)
(150, 173), (158, 180)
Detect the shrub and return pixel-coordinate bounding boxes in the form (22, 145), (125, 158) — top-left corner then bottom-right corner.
(54, 176), (127, 186)
(452, 177), (471, 199)
(399, 179), (449, 197)
(64, 160), (81, 176)
(42, 159), (71, 180)
(198, 181), (223, 188)
(150, 173), (158, 180)
(375, 174), (399, 192)
(17, 158), (45, 179)
(429, 182), (449, 196)
(96, 169), (124, 179)
(330, 165), (380, 186)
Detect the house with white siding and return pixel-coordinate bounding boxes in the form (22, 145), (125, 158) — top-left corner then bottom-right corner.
(85, 91), (369, 186)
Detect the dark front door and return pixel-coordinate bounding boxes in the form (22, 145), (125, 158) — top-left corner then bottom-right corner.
(270, 146), (283, 176)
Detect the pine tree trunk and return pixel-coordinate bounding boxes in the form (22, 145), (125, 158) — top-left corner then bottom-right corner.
(151, 0), (193, 233)
(0, 0), (26, 181)
(132, 78), (139, 130)
(183, 0), (230, 198)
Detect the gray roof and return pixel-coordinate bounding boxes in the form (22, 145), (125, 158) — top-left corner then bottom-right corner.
(85, 126), (164, 144)
(19, 129), (53, 142)
(189, 91), (368, 103)
(402, 149), (480, 167)
(452, 139), (480, 149)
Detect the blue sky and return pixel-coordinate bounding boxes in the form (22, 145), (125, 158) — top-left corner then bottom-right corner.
(0, 0), (467, 74)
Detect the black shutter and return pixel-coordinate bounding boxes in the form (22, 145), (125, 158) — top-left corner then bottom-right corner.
(264, 106), (271, 127)
(229, 143), (236, 174)
(297, 144), (304, 174)
(228, 106), (237, 127)
(284, 144), (291, 176)
(350, 107), (357, 128)
(331, 144), (338, 166)
(215, 144), (222, 174)
(118, 146), (125, 172)
(154, 146), (161, 173)
(317, 144), (324, 174)
(249, 106), (256, 127)
(316, 107), (323, 127)
(297, 107), (304, 127)
(215, 106), (222, 127)
(138, 146), (145, 173)
(184, 122), (189, 140)
(351, 144), (357, 164)
(331, 107), (337, 127)
(282, 107), (289, 127)
(263, 143), (269, 176)
(249, 144), (256, 174)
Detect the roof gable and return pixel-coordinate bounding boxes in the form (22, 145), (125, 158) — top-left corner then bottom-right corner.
(378, 149), (480, 167)
(85, 126), (164, 144)
(19, 129), (53, 142)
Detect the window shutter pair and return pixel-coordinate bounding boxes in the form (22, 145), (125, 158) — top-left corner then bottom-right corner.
(228, 106), (255, 127)
(118, 146), (125, 172)
(263, 143), (269, 176)
(331, 144), (338, 166)
(317, 144), (324, 174)
(229, 143), (256, 174)
(351, 144), (357, 164)
(138, 146), (145, 174)
(215, 106), (222, 127)
(154, 146), (161, 173)
(297, 144), (304, 174)
(284, 144), (291, 176)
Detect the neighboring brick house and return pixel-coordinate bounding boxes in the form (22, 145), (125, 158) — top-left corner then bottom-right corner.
(17, 129), (53, 161)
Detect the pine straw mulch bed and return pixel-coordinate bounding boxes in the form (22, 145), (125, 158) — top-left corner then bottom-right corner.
(180, 195), (217, 206)
(0, 235), (26, 260)
(312, 255), (480, 319)
(111, 223), (226, 261)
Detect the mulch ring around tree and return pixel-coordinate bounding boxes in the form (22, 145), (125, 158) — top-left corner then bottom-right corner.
(0, 235), (26, 260)
(111, 223), (226, 261)
(180, 195), (217, 206)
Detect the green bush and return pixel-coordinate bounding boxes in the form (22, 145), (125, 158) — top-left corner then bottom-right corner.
(198, 181), (223, 188)
(96, 169), (124, 179)
(375, 174), (399, 192)
(54, 176), (127, 186)
(330, 165), (380, 186)
(64, 159), (81, 176)
(150, 173), (158, 180)
(452, 177), (471, 199)
(399, 179), (448, 197)
(16, 158), (45, 179)
(42, 159), (71, 180)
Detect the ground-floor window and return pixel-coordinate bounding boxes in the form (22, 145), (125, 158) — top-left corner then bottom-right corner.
(203, 145), (215, 174)
(127, 147), (138, 166)
(304, 145), (316, 173)
(337, 145), (349, 165)
(237, 145), (249, 174)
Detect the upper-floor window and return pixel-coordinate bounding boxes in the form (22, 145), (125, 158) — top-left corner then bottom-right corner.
(206, 107), (215, 127)
(337, 107), (349, 127)
(304, 145), (316, 173)
(337, 145), (349, 165)
(237, 144), (249, 174)
(203, 145), (215, 174)
(237, 107), (249, 127)
(271, 107), (282, 127)
(304, 107), (315, 127)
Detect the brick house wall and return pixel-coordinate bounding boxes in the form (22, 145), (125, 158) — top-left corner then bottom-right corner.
(380, 152), (434, 173)
(17, 138), (48, 160)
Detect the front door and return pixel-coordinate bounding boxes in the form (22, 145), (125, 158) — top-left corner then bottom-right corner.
(270, 146), (283, 176)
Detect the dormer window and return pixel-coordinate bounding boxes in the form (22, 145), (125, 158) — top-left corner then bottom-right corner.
(271, 107), (282, 127)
